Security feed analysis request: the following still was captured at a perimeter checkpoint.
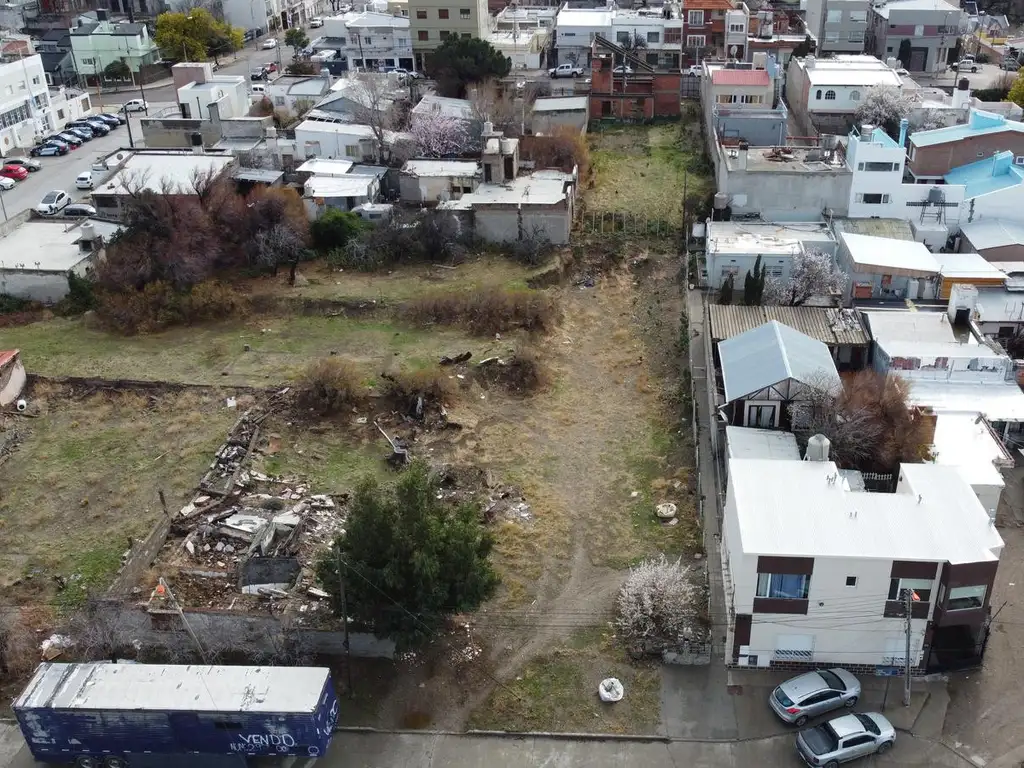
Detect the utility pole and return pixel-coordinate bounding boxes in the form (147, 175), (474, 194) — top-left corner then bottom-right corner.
(902, 587), (913, 707)
(335, 546), (353, 698)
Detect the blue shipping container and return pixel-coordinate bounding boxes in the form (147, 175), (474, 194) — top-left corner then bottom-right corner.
(13, 663), (339, 766)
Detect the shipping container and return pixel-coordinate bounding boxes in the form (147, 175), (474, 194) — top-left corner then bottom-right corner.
(13, 663), (339, 767)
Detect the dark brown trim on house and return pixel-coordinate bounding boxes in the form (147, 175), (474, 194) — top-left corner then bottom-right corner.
(753, 597), (809, 615)
(883, 600), (930, 619)
(757, 556), (815, 575)
(733, 614), (752, 662)
(890, 561), (939, 580)
(946, 561), (998, 589)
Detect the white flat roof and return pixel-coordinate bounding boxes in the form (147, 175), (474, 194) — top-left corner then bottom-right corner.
(99, 152), (234, 196)
(729, 459), (1003, 563)
(932, 251), (1007, 278)
(0, 220), (111, 273)
(932, 412), (1009, 490)
(296, 158), (354, 175)
(726, 426), (801, 460)
(439, 172), (571, 208)
(296, 120), (376, 138)
(532, 96), (589, 112)
(411, 94), (474, 121)
(842, 232), (940, 274)
(555, 8), (613, 26)
(862, 310), (969, 345)
(972, 288), (1024, 323)
(401, 159), (479, 177)
(961, 219), (1024, 250)
(874, 0), (960, 16)
(708, 221), (835, 256)
(908, 380), (1024, 421)
(801, 56), (904, 87)
(879, 339), (1002, 359)
(14, 663), (331, 713)
(305, 175), (374, 197)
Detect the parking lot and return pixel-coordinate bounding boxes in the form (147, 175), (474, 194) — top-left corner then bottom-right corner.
(0, 103), (172, 222)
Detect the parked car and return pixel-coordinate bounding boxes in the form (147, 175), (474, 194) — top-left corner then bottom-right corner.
(54, 132), (84, 146)
(75, 171), (95, 190)
(952, 55), (978, 72)
(684, 64), (702, 77)
(40, 136), (70, 151)
(64, 202), (97, 217)
(796, 712), (895, 767)
(250, 67), (269, 80)
(1002, 57), (1021, 71)
(0, 176), (13, 190)
(3, 157), (41, 171)
(34, 189), (71, 215)
(262, 37), (277, 49)
(309, 16), (324, 26)
(0, 164), (29, 181)
(82, 118), (111, 134)
(93, 113), (121, 127)
(769, 668), (860, 727)
(549, 62), (584, 78)
(30, 142), (66, 157)
(612, 64), (634, 74)
(266, 61), (278, 72)
(65, 126), (94, 140)
(101, 111), (127, 124)
(121, 98), (148, 112)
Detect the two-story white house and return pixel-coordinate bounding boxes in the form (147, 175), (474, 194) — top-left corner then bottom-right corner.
(0, 54), (55, 155)
(266, 75), (331, 115)
(318, 11), (414, 73)
(69, 13), (160, 83)
(723, 453), (1003, 673)
(553, 6), (614, 67)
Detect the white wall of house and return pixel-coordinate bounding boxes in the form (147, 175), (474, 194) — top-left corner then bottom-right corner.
(69, 23), (160, 77)
(49, 87), (93, 131)
(295, 121), (377, 160)
(398, 173), (478, 203)
(0, 55), (55, 154)
(321, 12), (414, 71)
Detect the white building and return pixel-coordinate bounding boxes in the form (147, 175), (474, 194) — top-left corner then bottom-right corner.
(554, 4), (683, 69)
(704, 220), (836, 290)
(785, 54), (905, 134)
(723, 456), (1003, 671)
(319, 11), (414, 72)
(930, 412), (1013, 518)
(837, 232), (941, 301)
(303, 172), (379, 218)
(221, 0), (280, 39)
(294, 119), (405, 160)
(487, 28), (552, 70)
(0, 54), (56, 154)
(68, 16), (160, 81)
(399, 159), (480, 203)
(266, 76), (332, 116)
(553, 7), (613, 67)
(0, 219), (119, 303)
(178, 75), (248, 120)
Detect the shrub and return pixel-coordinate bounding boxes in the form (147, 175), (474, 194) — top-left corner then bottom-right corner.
(311, 209), (365, 253)
(0, 294), (33, 314)
(59, 271), (97, 315)
(403, 288), (557, 336)
(97, 280), (249, 334)
(341, 211), (470, 271)
(519, 128), (590, 180)
(477, 345), (548, 394)
(299, 357), (364, 413)
(506, 227), (554, 267)
(380, 367), (455, 403)
(616, 556), (701, 650)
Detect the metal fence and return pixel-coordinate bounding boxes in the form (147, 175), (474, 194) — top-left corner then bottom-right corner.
(582, 210), (678, 236)
(862, 472), (896, 492)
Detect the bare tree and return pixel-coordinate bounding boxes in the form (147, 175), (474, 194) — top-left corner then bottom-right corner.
(350, 73), (402, 164)
(0, 609), (38, 675)
(469, 81), (533, 138)
(254, 222), (309, 284)
(763, 248), (846, 306)
(65, 600), (141, 661)
(616, 556), (701, 652)
(411, 110), (469, 157)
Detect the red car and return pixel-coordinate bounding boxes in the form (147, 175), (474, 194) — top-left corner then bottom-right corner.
(267, 61), (277, 72)
(0, 164), (28, 181)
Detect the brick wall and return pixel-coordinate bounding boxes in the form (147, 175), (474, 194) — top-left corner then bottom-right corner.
(910, 129), (1024, 177)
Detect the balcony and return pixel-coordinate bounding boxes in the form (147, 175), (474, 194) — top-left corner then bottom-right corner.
(883, 600), (930, 619)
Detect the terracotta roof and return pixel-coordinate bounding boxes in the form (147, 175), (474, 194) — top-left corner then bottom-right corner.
(0, 350), (20, 368)
(712, 69), (770, 86)
(686, 0), (733, 10)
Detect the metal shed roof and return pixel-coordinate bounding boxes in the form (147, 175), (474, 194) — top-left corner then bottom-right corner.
(717, 320), (841, 402)
(708, 305), (870, 347)
(14, 663), (331, 714)
(840, 232), (940, 276)
(725, 426), (800, 460)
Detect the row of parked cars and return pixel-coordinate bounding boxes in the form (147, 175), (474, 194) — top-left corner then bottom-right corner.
(29, 110), (129, 158)
(769, 668), (896, 767)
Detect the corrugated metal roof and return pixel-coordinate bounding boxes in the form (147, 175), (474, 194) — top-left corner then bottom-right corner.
(711, 69), (770, 87)
(960, 219), (1024, 250)
(729, 460), (1002, 563)
(14, 663), (331, 714)
(708, 305), (870, 346)
(718, 320), (841, 402)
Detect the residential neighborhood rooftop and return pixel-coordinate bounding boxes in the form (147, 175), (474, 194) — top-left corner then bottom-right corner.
(439, 171), (574, 209)
(304, 175), (375, 198)
(718, 320), (841, 402)
(831, 217), (915, 241)
(411, 94), (475, 121)
(907, 380), (1024, 422)
(795, 55), (903, 88)
(862, 309), (974, 345)
(840, 232), (940, 274)
(401, 159), (480, 177)
(708, 305), (870, 347)
(728, 459), (1003, 563)
(871, 0), (961, 16)
(711, 69), (770, 87)
(945, 151), (1024, 198)
(532, 96), (589, 112)
(725, 426), (800, 461)
(970, 287), (1024, 324)
(98, 152), (235, 196)
(296, 158), (355, 176)
(910, 109), (1024, 148)
(932, 251), (1007, 279)
(960, 219), (1024, 250)
(931, 412), (1012, 491)
(707, 221), (835, 255)
(0, 220), (119, 272)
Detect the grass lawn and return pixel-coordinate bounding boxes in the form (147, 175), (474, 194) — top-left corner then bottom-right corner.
(469, 626), (661, 735)
(588, 124), (712, 224)
(4, 315), (500, 387)
(0, 388), (238, 608)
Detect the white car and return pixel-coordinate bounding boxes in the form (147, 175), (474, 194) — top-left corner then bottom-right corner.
(309, 16), (323, 27)
(0, 176), (14, 191)
(34, 190), (70, 216)
(262, 37), (278, 49)
(121, 98), (148, 113)
(75, 171), (94, 190)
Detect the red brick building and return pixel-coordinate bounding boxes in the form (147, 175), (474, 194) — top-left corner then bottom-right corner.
(589, 36), (681, 121)
(682, 0), (734, 60)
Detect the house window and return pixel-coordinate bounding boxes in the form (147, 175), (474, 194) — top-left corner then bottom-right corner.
(461, 32), (471, 38)
(741, 94), (763, 104)
(616, 31), (630, 44)
(31, 76), (40, 85)
(460, 7), (470, 17)
(824, 89), (837, 100)
(747, 404), (776, 427)
(815, 89), (822, 99)
(416, 9), (426, 17)
(729, 23), (744, 32)
(686, 35), (706, 47)
(602, 100), (612, 116)
(646, 52), (658, 65)
(863, 161), (895, 171)
(57, 108), (64, 119)
(274, 96), (285, 106)
(665, 28), (681, 43)
(417, 30), (428, 40)
(756, 572), (811, 600)
(850, 90), (861, 101)
(825, 32), (840, 42)
(849, 31), (864, 43)
(438, 8), (448, 18)
(845, 576), (857, 587)
(773, 634), (814, 661)
(914, 24), (924, 36)
(849, 10), (867, 22)
(364, 36), (371, 44)
(855, 193), (891, 204)
(647, 31), (660, 43)
(826, 9), (842, 23)
(345, 145), (360, 157)
(440, 31), (450, 40)
(716, 94), (736, 103)
(947, 585), (987, 610)
(888, 577), (933, 602)
(688, 10), (704, 26)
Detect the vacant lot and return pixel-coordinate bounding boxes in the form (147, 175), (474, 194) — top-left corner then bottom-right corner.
(0, 387), (238, 609)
